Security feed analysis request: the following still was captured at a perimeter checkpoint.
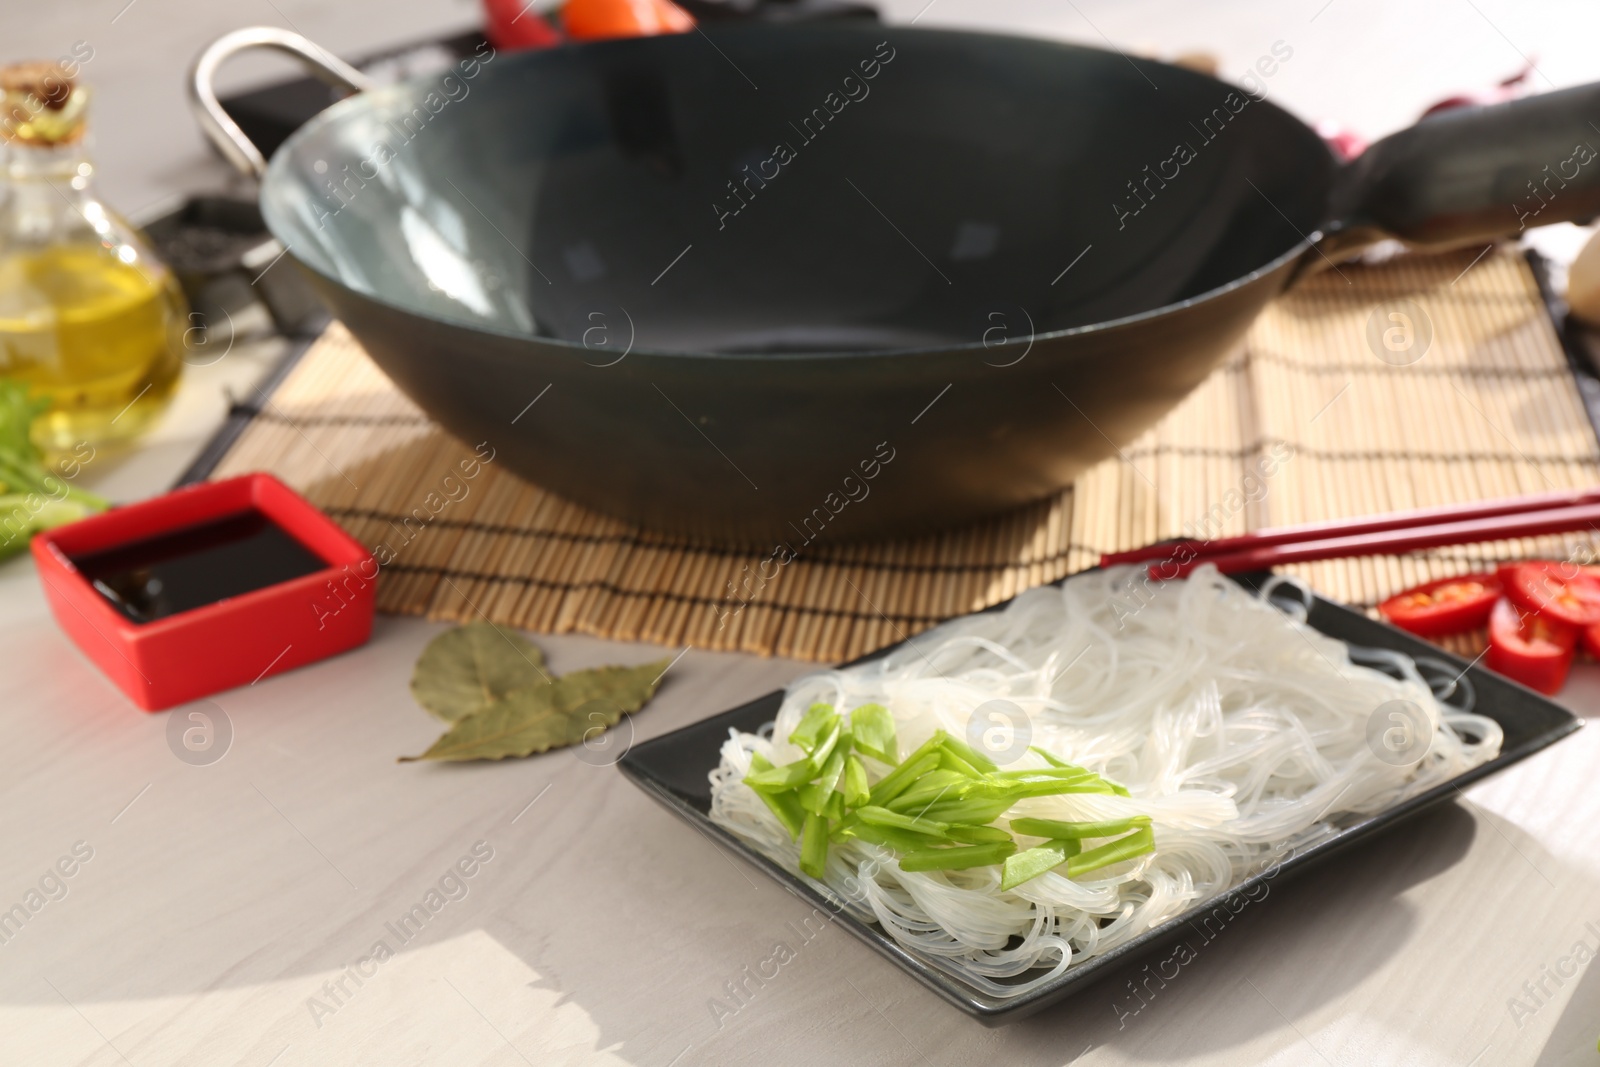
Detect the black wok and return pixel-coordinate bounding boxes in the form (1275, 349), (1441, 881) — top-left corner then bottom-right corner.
(191, 24), (1600, 544)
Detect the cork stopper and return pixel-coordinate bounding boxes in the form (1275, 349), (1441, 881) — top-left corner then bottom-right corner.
(0, 60), (88, 146)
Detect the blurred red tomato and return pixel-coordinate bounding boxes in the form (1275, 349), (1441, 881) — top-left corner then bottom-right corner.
(564, 0), (694, 41)
(483, 0), (563, 51)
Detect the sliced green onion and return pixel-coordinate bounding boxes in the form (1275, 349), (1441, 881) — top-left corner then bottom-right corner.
(744, 757), (817, 791)
(994, 767), (1095, 781)
(939, 734), (999, 773)
(946, 824), (1013, 845)
(842, 755), (871, 809)
(850, 703), (898, 764)
(836, 816), (948, 853)
(938, 748), (985, 778)
(1010, 815), (1152, 840)
(885, 770), (972, 813)
(902, 730), (951, 762)
(855, 805), (949, 836)
(824, 790), (846, 821)
(1010, 778), (1116, 798)
(788, 704), (837, 753)
(1028, 746), (1072, 769)
(760, 791), (807, 841)
(800, 738), (851, 814)
(898, 841), (1017, 872)
(810, 720), (846, 767)
(867, 748), (942, 807)
(746, 754), (806, 839)
(799, 811), (829, 879)
(917, 798), (1017, 826)
(1000, 839), (1082, 891)
(1066, 827), (1155, 878)
(1015, 748), (1132, 796)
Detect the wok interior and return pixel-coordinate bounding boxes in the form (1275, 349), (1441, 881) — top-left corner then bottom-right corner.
(266, 25), (1333, 355)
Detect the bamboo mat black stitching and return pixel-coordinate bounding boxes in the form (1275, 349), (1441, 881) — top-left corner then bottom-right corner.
(389, 551), (1596, 619)
(327, 505), (1104, 572)
(1393, 548), (1600, 565)
(381, 562), (957, 623)
(253, 412), (434, 427)
(1244, 352), (1575, 379)
(1121, 441), (1597, 464)
(1302, 291), (1539, 307)
(259, 422), (1574, 463)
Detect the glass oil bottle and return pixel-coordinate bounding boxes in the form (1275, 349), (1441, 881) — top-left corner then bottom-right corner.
(0, 60), (185, 452)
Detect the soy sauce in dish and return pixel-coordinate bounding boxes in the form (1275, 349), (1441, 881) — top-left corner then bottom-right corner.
(70, 508), (327, 624)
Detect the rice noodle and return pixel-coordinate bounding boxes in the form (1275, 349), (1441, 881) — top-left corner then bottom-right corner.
(708, 565), (1502, 997)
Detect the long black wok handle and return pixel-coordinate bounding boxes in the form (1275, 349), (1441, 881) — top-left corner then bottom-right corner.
(189, 28), (372, 179)
(1326, 81), (1600, 255)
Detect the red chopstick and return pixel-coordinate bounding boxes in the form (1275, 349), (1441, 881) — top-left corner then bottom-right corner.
(1102, 485), (1600, 570)
(1159, 500), (1600, 579)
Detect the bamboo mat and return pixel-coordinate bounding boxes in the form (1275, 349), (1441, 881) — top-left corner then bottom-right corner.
(208, 247), (1600, 661)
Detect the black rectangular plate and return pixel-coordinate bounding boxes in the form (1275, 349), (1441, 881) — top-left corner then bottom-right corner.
(617, 572), (1582, 1025)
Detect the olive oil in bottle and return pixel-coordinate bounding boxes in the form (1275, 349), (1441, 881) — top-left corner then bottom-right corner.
(0, 60), (184, 452)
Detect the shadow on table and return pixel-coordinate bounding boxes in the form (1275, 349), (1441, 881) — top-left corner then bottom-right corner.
(1005, 799), (1479, 1062)
(519, 793), (1485, 1066)
(1533, 944), (1600, 1066)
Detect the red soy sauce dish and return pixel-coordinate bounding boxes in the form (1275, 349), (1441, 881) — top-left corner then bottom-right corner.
(32, 473), (375, 711)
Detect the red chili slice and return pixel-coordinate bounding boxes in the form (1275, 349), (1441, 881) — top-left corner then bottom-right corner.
(1486, 596), (1576, 695)
(1504, 562), (1600, 628)
(1585, 622), (1600, 661)
(1378, 573), (1502, 637)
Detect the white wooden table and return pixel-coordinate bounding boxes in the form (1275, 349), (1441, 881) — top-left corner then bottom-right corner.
(4, 2), (1600, 1064)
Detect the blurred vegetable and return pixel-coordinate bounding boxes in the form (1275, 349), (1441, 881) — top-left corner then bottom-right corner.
(482, 0), (562, 52)
(1378, 573), (1501, 636)
(0, 379), (106, 561)
(563, 0), (693, 41)
(1314, 118), (1367, 162)
(1503, 561), (1600, 628)
(1420, 62), (1535, 118)
(1486, 596), (1575, 696)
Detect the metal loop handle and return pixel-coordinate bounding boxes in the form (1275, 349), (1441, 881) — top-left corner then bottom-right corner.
(189, 27), (373, 180)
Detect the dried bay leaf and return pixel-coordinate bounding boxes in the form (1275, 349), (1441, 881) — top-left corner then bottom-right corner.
(401, 659), (670, 762)
(410, 620), (549, 723)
